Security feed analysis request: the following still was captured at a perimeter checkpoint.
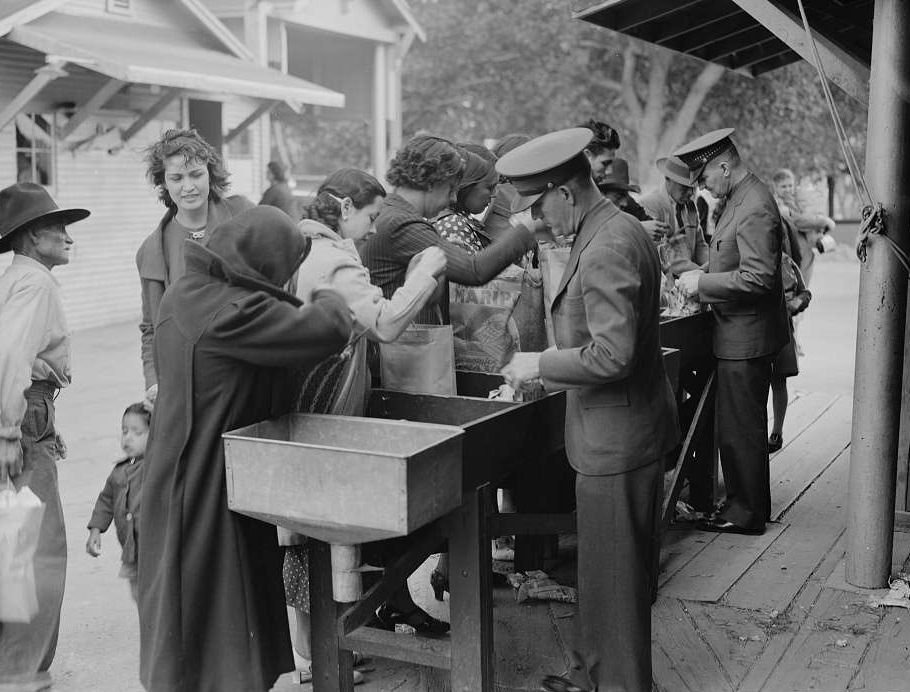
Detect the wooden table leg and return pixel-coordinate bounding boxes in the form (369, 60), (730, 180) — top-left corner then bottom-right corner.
(309, 539), (355, 692)
(447, 484), (494, 692)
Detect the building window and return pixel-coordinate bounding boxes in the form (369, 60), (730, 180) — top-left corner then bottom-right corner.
(106, 0), (132, 16)
(16, 113), (55, 187)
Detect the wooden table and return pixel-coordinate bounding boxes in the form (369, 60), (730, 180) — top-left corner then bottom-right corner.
(307, 383), (565, 692)
(658, 311), (718, 525)
(305, 332), (701, 691)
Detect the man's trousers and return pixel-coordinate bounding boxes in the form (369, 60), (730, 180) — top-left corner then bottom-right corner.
(0, 382), (66, 688)
(576, 458), (662, 692)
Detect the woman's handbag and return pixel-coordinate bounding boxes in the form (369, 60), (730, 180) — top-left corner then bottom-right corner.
(379, 310), (457, 395)
(295, 327), (369, 416)
(0, 479), (46, 623)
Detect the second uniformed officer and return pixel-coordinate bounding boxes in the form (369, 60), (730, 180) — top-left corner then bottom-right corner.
(499, 128), (679, 692)
(675, 129), (789, 536)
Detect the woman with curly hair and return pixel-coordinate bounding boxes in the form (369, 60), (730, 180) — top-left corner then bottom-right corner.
(135, 128), (253, 398)
(359, 134), (536, 326)
(281, 169), (446, 679)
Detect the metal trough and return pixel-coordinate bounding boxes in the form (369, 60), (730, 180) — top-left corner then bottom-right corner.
(367, 388), (540, 492)
(223, 414), (464, 545)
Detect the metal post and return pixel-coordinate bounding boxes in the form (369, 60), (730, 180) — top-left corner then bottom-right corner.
(847, 0), (910, 587)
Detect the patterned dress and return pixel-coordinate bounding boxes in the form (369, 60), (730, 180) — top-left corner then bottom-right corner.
(435, 211), (486, 253)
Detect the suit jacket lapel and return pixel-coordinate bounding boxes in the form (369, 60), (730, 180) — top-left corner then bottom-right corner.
(553, 199), (617, 301)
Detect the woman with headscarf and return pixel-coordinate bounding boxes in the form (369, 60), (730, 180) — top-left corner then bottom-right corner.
(434, 144), (499, 252)
(138, 206), (353, 692)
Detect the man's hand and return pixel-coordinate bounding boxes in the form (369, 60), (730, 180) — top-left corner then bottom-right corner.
(640, 219), (670, 242)
(0, 438), (23, 481)
(145, 384), (158, 406)
(55, 431), (67, 460)
(501, 352), (542, 390)
(86, 528), (102, 557)
(678, 269), (703, 298)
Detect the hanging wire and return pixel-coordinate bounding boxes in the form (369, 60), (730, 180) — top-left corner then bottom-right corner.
(793, 0), (910, 271)
(794, 0), (871, 207)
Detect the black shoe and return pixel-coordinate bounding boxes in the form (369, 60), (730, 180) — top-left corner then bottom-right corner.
(374, 603), (450, 636)
(768, 432), (783, 453)
(697, 518), (765, 535)
(430, 569), (449, 601)
(540, 674), (592, 692)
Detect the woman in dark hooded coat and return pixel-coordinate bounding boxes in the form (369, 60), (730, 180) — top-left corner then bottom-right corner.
(137, 206), (353, 692)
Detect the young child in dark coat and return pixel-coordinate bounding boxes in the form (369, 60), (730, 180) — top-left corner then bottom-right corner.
(86, 402), (150, 602)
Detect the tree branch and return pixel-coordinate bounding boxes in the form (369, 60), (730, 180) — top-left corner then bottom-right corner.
(658, 62), (726, 154)
(621, 45), (643, 123)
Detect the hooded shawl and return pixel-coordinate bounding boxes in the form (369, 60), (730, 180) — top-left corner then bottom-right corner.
(138, 207), (352, 692)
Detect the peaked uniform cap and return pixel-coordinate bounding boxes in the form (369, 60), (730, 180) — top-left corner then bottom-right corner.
(0, 182), (90, 253)
(673, 128), (736, 177)
(656, 156), (697, 187)
(495, 127), (593, 212)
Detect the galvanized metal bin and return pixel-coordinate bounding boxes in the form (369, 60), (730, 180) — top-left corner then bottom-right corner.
(223, 414), (464, 545)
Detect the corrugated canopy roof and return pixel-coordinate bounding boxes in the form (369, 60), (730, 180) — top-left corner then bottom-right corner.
(573, 0), (873, 77)
(9, 11), (345, 107)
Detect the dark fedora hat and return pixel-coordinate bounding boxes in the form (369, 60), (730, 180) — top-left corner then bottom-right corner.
(0, 183), (90, 254)
(596, 157), (640, 193)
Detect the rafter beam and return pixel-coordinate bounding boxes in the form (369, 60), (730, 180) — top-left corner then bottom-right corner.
(729, 0), (869, 104)
(0, 0), (70, 38)
(0, 61), (67, 132)
(223, 100), (277, 144)
(122, 88), (182, 144)
(58, 78), (125, 140)
(658, 11), (755, 53)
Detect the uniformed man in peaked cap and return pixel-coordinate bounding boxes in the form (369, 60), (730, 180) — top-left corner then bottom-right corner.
(674, 129), (789, 536)
(499, 129), (679, 692)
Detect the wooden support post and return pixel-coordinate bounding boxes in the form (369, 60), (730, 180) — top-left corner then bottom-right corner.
(847, 0), (910, 588)
(58, 78), (124, 140)
(223, 101), (276, 145)
(309, 540), (356, 692)
(0, 62), (67, 132)
(121, 88), (181, 143)
(447, 484), (494, 692)
(371, 42), (388, 181)
(728, 0), (870, 104)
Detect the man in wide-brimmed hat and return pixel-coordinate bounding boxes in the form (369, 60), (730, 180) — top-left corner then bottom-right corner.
(0, 182), (89, 690)
(638, 155), (710, 277)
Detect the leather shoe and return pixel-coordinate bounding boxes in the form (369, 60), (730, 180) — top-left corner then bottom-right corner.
(697, 518), (764, 535)
(540, 674), (592, 692)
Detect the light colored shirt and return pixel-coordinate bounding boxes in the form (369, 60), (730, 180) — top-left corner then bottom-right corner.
(0, 254), (71, 440)
(295, 220), (437, 342)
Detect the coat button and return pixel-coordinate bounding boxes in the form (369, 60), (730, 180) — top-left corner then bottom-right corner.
(126, 512), (133, 521)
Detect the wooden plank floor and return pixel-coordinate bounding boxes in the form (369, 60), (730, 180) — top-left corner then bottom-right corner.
(293, 391), (910, 692)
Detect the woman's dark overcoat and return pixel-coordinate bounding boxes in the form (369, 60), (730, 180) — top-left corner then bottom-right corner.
(137, 207), (352, 692)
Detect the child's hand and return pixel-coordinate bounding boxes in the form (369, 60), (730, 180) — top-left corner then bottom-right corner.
(86, 529), (102, 557)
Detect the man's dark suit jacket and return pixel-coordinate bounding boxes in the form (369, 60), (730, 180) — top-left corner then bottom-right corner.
(540, 198), (679, 476)
(698, 172), (789, 360)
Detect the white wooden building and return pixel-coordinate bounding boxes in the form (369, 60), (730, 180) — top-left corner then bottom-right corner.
(203, 0), (424, 182)
(0, 0), (346, 330)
